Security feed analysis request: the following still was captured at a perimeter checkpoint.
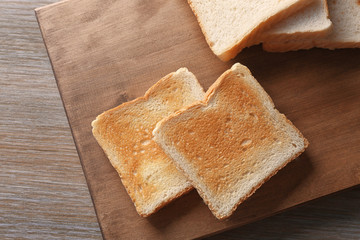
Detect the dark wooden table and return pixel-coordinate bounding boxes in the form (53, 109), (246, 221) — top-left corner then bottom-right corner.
(1, 0), (359, 239)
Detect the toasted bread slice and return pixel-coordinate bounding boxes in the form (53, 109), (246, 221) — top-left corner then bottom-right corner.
(92, 68), (205, 216)
(153, 63), (308, 219)
(263, 0), (360, 52)
(187, 0), (313, 61)
(261, 0), (332, 42)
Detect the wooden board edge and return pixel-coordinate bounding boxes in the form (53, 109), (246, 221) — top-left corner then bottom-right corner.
(34, 0), (70, 13)
(34, 9), (107, 240)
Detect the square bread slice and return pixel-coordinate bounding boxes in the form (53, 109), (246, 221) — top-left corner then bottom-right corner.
(263, 0), (360, 52)
(153, 63), (309, 219)
(91, 68), (205, 217)
(261, 0), (332, 42)
(187, 0), (313, 61)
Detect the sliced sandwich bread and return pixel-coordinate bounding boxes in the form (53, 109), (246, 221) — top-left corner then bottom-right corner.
(261, 0), (332, 42)
(92, 68), (205, 216)
(187, 0), (313, 61)
(153, 63), (308, 219)
(263, 0), (360, 52)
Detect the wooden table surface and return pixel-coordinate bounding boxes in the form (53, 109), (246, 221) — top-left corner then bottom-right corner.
(1, 0), (359, 239)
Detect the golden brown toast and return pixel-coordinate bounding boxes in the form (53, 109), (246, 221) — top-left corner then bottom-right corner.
(153, 63), (308, 219)
(92, 68), (205, 216)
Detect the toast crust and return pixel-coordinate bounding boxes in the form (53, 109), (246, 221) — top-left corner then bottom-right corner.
(262, 0), (360, 52)
(261, 0), (332, 42)
(92, 68), (204, 216)
(187, 0), (314, 61)
(153, 63), (308, 219)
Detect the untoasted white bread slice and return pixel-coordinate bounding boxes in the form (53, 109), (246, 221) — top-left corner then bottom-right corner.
(187, 0), (313, 61)
(92, 68), (205, 217)
(261, 0), (332, 42)
(263, 0), (360, 52)
(153, 63), (308, 219)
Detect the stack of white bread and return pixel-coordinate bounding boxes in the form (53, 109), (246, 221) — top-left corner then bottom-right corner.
(187, 0), (360, 61)
(92, 63), (308, 219)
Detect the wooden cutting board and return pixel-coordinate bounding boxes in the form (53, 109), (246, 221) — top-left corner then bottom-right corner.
(35, 0), (360, 239)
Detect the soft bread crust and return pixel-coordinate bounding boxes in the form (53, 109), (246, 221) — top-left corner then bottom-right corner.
(187, 0), (313, 61)
(92, 68), (205, 216)
(153, 63), (309, 219)
(263, 0), (360, 52)
(261, 0), (332, 42)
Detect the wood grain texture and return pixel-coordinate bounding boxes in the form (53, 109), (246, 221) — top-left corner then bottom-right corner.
(0, 0), (359, 239)
(0, 0), (102, 239)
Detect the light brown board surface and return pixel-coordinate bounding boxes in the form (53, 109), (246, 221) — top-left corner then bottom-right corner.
(35, 0), (360, 239)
